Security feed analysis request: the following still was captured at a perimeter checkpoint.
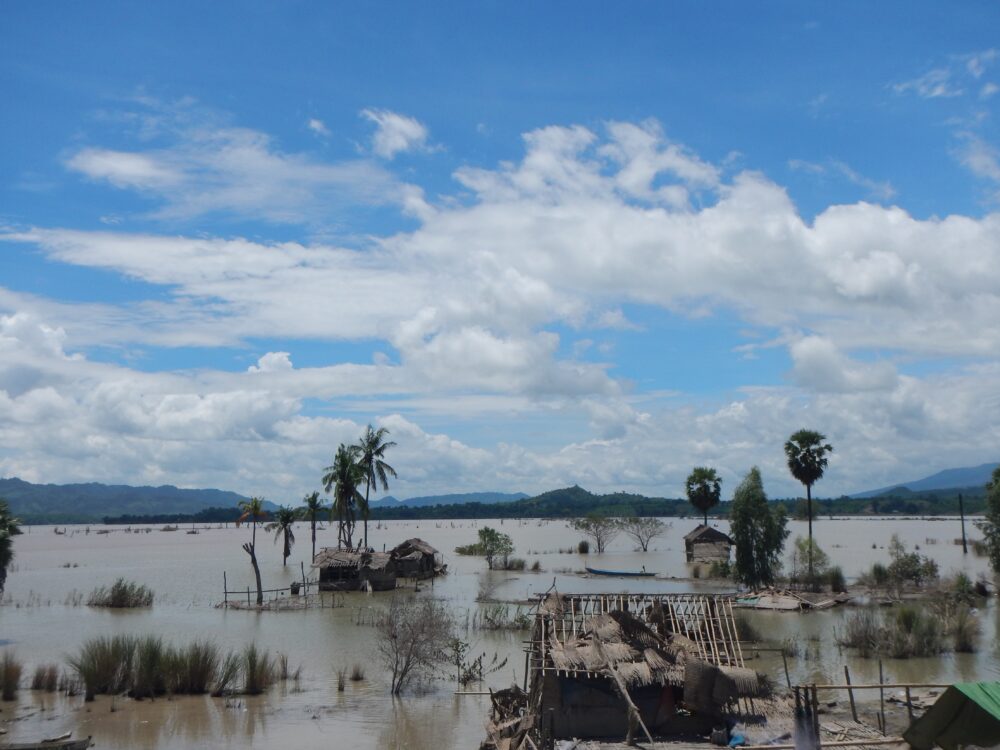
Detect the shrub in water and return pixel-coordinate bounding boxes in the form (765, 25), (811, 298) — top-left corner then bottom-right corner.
(241, 644), (274, 695)
(577, 540), (589, 554)
(349, 663), (365, 681)
(175, 641), (219, 695)
(68, 635), (137, 701)
(530, 560), (542, 572)
(87, 578), (154, 608)
(31, 663), (59, 692)
(827, 566), (846, 593)
(950, 606), (980, 653)
(1, 651), (22, 701)
(212, 652), (241, 697)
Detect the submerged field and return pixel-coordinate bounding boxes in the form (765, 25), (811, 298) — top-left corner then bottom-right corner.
(0, 517), (996, 748)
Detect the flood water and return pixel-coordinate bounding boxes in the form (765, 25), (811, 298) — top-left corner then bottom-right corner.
(1, 516), (996, 748)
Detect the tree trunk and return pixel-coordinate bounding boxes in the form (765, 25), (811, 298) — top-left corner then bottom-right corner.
(283, 531), (290, 566)
(364, 478), (371, 550)
(806, 483), (813, 580)
(703, 510), (708, 527)
(311, 517), (317, 561)
(243, 541), (263, 605)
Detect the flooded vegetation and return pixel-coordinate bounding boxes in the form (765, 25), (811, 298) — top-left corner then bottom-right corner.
(0, 516), (997, 747)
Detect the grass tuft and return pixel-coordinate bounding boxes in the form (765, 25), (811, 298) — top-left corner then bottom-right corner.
(1, 651), (23, 701)
(87, 578), (154, 608)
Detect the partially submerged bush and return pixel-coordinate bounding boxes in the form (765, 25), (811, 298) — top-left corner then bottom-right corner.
(1, 651), (22, 701)
(241, 644), (274, 695)
(87, 578), (154, 608)
(31, 663), (59, 692)
(577, 540), (590, 554)
(69, 635), (271, 699)
(827, 566), (847, 593)
(838, 606), (947, 658)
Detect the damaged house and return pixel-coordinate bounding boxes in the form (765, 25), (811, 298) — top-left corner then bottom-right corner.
(390, 538), (446, 579)
(312, 548), (397, 592)
(484, 592), (769, 749)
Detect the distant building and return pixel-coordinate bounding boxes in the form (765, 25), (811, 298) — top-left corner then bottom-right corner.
(683, 524), (734, 563)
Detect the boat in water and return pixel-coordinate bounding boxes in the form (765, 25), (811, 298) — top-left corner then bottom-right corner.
(584, 566), (655, 577)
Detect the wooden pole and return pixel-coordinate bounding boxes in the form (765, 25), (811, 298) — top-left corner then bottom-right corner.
(223, 571), (227, 605)
(879, 660), (886, 737)
(844, 665), (858, 723)
(959, 493), (968, 554)
(782, 649), (792, 689)
(905, 686), (913, 722)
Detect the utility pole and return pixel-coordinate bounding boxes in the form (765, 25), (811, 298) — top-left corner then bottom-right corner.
(959, 492), (968, 554)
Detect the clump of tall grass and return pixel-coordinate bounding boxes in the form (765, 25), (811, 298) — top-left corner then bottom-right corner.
(31, 663), (60, 692)
(950, 607), (980, 653)
(349, 663), (365, 681)
(837, 606), (945, 658)
(827, 566), (847, 593)
(211, 652), (241, 697)
(87, 578), (154, 608)
(69, 635), (270, 699)
(68, 634), (136, 701)
(336, 668), (346, 692)
(241, 644), (274, 695)
(577, 540), (590, 554)
(173, 641), (220, 694)
(1, 651), (23, 701)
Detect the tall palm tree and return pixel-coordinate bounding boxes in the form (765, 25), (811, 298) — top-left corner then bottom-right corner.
(266, 506), (296, 567)
(299, 491), (325, 562)
(784, 429), (834, 579)
(237, 497), (268, 605)
(322, 444), (365, 549)
(0, 499), (22, 600)
(685, 467), (722, 527)
(355, 424), (397, 549)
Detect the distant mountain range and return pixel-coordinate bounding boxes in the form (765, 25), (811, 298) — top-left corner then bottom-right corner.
(0, 477), (253, 524)
(370, 491), (529, 508)
(851, 462), (998, 499)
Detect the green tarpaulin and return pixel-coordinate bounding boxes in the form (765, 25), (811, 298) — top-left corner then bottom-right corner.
(904, 682), (1000, 750)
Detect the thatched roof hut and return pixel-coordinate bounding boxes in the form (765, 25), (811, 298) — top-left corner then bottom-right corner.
(684, 524), (734, 563)
(390, 537), (444, 578)
(312, 548), (396, 591)
(485, 592), (765, 747)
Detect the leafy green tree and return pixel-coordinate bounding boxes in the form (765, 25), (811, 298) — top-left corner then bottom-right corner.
(322, 444), (365, 549)
(237, 497), (268, 605)
(685, 467), (722, 526)
(354, 424), (397, 549)
(792, 536), (829, 588)
(266, 506), (296, 567)
(784, 429), (833, 578)
(299, 491), (325, 562)
(478, 527), (514, 570)
(730, 467), (789, 589)
(570, 514), (620, 554)
(0, 499), (21, 599)
(979, 466), (1000, 574)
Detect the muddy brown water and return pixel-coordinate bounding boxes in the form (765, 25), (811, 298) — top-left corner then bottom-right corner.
(1, 517), (996, 748)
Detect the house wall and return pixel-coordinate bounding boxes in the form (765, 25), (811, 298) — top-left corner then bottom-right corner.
(687, 541), (731, 563)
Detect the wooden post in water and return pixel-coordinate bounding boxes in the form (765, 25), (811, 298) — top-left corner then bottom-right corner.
(223, 571), (228, 605)
(959, 493), (968, 554)
(782, 649), (792, 689)
(879, 660), (886, 736)
(844, 665), (858, 723)
(905, 686), (914, 722)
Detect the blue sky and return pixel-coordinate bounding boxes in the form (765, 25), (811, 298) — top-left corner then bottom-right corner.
(2, 2), (1000, 500)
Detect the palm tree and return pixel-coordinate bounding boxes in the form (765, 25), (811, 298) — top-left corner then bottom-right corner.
(299, 491), (325, 562)
(784, 429), (834, 579)
(0, 499), (21, 600)
(685, 467), (722, 526)
(322, 444), (365, 549)
(237, 497), (268, 605)
(355, 424), (397, 549)
(266, 506), (296, 567)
